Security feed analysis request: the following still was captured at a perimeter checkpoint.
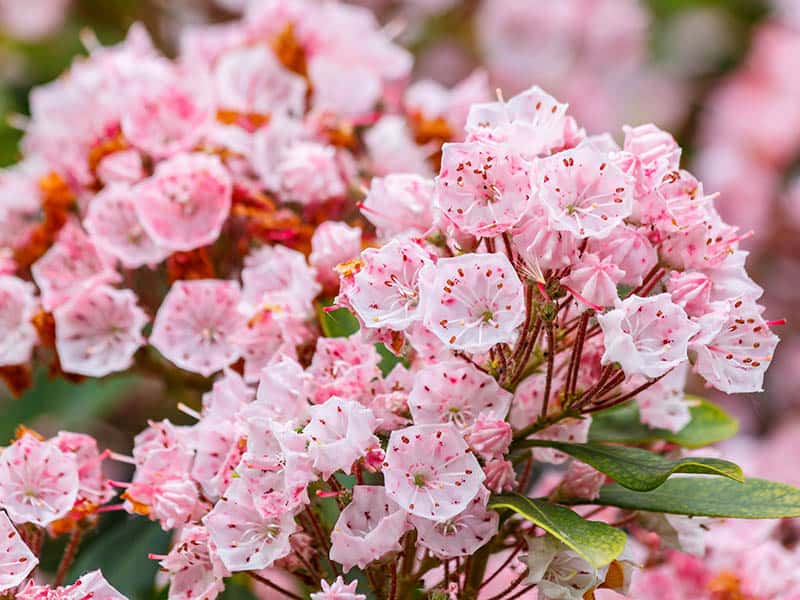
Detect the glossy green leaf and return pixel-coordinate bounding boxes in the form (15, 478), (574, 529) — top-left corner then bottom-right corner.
(316, 299), (360, 338)
(517, 440), (744, 492)
(588, 395), (738, 448)
(488, 493), (626, 568)
(580, 477), (800, 518)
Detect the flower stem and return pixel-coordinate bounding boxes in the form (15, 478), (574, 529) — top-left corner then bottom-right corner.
(54, 529), (82, 586)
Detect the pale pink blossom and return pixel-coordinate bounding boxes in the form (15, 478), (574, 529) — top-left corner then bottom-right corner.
(255, 354), (311, 425)
(233, 308), (306, 382)
(277, 142), (347, 206)
(330, 485), (410, 571)
(409, 360), (511, 429)
(0, 433), (79, 527)
(52, 431), (114, 507)
(557, 461), (606, 501)
(523, 535), (607, 600)
(310, 222), (362, 289)
(345, 238), (435, 331)
(411, 487), (498, 558)
(512, 207), (579, 271)
(634, 364), (691, 433)
(240, 245), (320, 317)
(311, 577), (365, 600)
(405, 70), (490, 135)
(303, 396), (380, 479)
(306, 334), (381, 406)
(96, 149), (145, 186)
(159, 525), (229, 600)
(422, 253), (525, 353)
(383, 423), (484, 521)
(31, 222), (118, 311)
(0, 511), (37, 593)
(586, 225), (657, 287)
(0, 275), (38, 367)
(360, 174), (436, 239)
(17, 569), (127, 600)
(54, 285), (147, 377)
(203, 479), (296, 572)
(667, 271), (712, 318)
(84, 185), (169, 268)
(561, 253), (624, 309)
(251, 115), (307, 191)
(435, 139), (531, 236)
(598, 293), (699, 379)
(466, 415), (512, 460)
(135, 153), (232, 252)
(621, 123), (681, 195)
(536, 141), (634, 239)
(364, 115), (433, 177)
(309, 57), (380, 118)
(150, 279), (243, 377)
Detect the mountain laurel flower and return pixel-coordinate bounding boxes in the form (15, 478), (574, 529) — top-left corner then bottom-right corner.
(54, 285), (148, 377)
(409, 360), (512, 430)
(311, 577), (366, 600)
(598, 293), (699, 379)
(277, 142), (347, 205)
(560, 252), (625, 309)
(0, 511), (37, 593)
(310, 221), (362, 290)
(345, 238), (435, 331)
(0, 275), (38, 367)
(360, 174), (436, 239)
(410, 487), (498, 558)
(383, 423), (485, 521)
(482, 458), (516, 494)
(556, 461), (607, 501)
(150, 279), (243, 377)
(0, 433), (79, 527)
(466, 414), (512, 460)
(303, 396), (380, 479)
(135, 153), (232, 252)
(523, 535), (609, 600)
(158, 524), (229, 600)
(667, 270), (713, 318)
(17, 569), (127, 600)
(422, 252), (525, 353)
(535, 141), (634, 238)
(330, 485), (410, 571)
(435, 139), (531, 237)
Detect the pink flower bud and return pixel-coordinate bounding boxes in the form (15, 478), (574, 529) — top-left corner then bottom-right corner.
(467, 415), (512, 460)
(483, 459), (516, 494)
(558, 461), (606, 501)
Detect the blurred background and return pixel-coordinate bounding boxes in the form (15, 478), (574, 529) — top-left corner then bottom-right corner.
(1, 0), (798, 597)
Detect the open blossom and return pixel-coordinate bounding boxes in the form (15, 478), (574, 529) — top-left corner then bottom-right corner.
(311, 577), (365, 600)
(692, 297), (780, 393)
(135, 153), (232, 251)
(159, 525), (228, 600)
(277, 142), (347, 205)
(240, 245), (321, 317)
(422, 252), (525, 353)
(621, 123), (681, 195)
(410, 487), (498, 558)
(634, 363), (691, 432)
(408, 360), (512, 429)
(523, 535), (608, 600)
(586, 224), (657, 287)
(598, 293), (699, 379)
(233, 308), (306, 382)
(203, 480), (296, 572)
(345, 238), (434, 331)
(536, 141), (633, 238)
(330, 485), (410, 571)
(435, 139), (531, 236)
(54, 285), (147, 377)
(83, 184), (169, 268)
(255, 354), (311, 425)
(303, 396), (380, 479)
(360, 174), (436, 239)
(307, 334), (381, 405)
(0, 275), (38, 366)
(0, 433), (79, 527)
(150, 279), (243, 377)
(0, 511), (37, 593)
(52, 431), (114, 507)
(384, 423), (485, 521)
(17, 570), (127, 600)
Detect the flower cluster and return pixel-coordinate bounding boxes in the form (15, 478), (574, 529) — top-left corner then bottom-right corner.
(0, 2), (790, 599)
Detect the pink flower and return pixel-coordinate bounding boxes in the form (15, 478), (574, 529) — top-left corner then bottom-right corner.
(465, 86), (569, 159)
(240, 245), (320, 318)
(84, 184), (169, 268)
(251, 115), (307, 190)
(311, 577), (365, 600)
(203, 480), (296, 572)
(17, 570), (127, 600)
(135, 153), (232, 251)
(307, 334), (381, 406)
(309, 56), (380, 117)
(620, 123), (681, 195)
(435, 139), (531, 236)
(561, 253), (625, 309)
(412, 486), (498, 560)
(0, 511), (37, 593)
(536, 141), (633, 238)
(96, 149), (145, 186)
(310, 222), (362, 289)
(54, 285), (147, 377)
(692, 298), (780, 394)
(330, 485), (410, 571)
(213, 45), (306, 119)
(482, 458), (516, 494)
(255, 354), (311, 425)
(586, 225), (657, 287)
(0, 275), (37, 367)
(409, 360), (512, 429)
(557, 461), (606, 501)
(598, 293), (699, 379)
(150, 279), (243, 377)
(52, 431), (115, 507)
(634, 364), (691, 433)
(512, 207), (579, 271)
(0, 433), (79, 527)
(422, 253), (526, 353)
(233, 308), (306, 382)
(405, 70), (490, 135)
(345, 238), (435, 331)
(277, 142), (347, 206)
(383, 423), (484, 521)
(159, 525), (229, 600)
(364, 115), (434, 177)
(303, 396), (380, 479)
(466, 415), (512, 460)
(667, 271), (712, 318)
(31, 222), (118, 311)
(360, 174), (435, 240)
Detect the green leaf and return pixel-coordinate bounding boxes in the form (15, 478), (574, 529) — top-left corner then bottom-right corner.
(316, 300), (360, 338)
(68, 516), (169, 597)
(581, 477), (800, 518)
(0, 369), (138, 440)
(488, 493), (626, 568)
(517, 440), (744, 492)
(588, 395), (738, 448)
